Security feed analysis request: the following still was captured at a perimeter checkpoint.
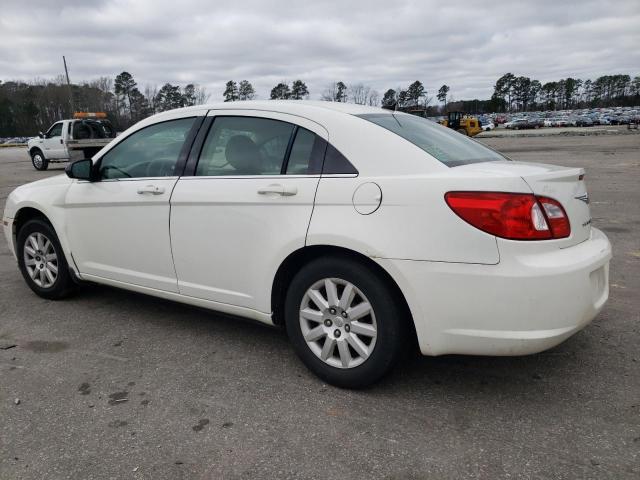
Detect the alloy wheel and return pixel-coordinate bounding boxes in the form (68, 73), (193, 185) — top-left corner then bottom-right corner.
(23, 232), (58, 288)
(299, 278), (377, 369)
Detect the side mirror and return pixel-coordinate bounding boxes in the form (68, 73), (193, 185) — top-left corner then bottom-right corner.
(65, 159), (95, 181)
(38, 132), (44, 139)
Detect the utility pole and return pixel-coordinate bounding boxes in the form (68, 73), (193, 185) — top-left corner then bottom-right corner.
(63, 56), (75, 113)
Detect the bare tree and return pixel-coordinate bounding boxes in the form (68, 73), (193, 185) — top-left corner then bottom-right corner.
(144, 84), (158, 114)
(348, 83), (369, 105)
(367, 90), (380, 106)
(347, 83), (379, 105)
(193, 84), (211, 104)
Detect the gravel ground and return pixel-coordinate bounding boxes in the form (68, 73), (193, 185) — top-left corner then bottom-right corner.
(1, 132), (639, 479)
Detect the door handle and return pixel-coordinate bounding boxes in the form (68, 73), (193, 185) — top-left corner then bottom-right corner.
(257, 184), (297, 196)
(137, 185), (165, 195)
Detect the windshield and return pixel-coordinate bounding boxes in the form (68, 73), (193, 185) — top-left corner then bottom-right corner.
(357, 113), (507, 167)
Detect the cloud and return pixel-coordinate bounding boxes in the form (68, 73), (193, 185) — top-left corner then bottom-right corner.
(1, 0), (638, 101)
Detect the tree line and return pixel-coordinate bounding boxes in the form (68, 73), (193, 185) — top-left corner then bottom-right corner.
(2, 70), (639, 136)
(0, 71), (210, 136)
(490, 73), (640, 113)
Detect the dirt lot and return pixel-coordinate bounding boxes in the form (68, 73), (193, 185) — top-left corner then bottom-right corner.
(1, 132), (639, 479)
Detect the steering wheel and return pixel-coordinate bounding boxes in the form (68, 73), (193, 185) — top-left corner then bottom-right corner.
(146, 158), (175, 177)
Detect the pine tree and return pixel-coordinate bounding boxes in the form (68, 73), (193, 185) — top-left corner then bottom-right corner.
(437, 85), (450, 107)
(406, 81), (425, 106)
(290, 80), (309, 100)
(155, 83), (184, 112)
(381, 89), (397, 109)
(336, 82), (347, 102)
(223, 81), (239, 102)
(270, 82), (291, 100)
(114, 71), (137, 119)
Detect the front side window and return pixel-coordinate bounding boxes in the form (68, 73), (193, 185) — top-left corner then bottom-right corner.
(357, 113), (507, 167)
(99, 117), (195, 179)
(196, 117), (295, 176)
(47, 123), (63, 138)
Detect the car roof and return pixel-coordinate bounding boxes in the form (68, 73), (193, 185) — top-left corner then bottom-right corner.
(155, 100), (386, 119)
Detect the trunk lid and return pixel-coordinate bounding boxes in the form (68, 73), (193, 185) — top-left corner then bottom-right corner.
(453, 161), (592, 247)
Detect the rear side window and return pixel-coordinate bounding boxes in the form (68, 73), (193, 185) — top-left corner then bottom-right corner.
(357, 113), (506, 167)
(285, 128), (325, 175)
(322, 143), (358, 174)
(197, 117), (294, 176)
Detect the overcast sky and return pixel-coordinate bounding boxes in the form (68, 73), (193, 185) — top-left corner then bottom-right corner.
(1, 0), (639, 102)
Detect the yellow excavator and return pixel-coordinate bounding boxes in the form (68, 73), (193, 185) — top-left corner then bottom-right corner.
(439, 111), (482, 137)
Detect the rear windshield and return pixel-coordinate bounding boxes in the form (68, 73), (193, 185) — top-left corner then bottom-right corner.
(357, 113), (507, 167)
(73, 120), (117, 140)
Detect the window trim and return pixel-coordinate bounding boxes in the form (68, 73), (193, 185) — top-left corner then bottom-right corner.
(280, 125), (299, 174)
(94, 116), (203, 182)
(183, 114), (357, 178)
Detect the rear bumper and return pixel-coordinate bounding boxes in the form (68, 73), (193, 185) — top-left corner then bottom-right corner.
(376, 228), (612, 356)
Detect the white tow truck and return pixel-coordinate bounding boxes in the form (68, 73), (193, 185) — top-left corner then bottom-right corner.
(27, 113), (117, 170)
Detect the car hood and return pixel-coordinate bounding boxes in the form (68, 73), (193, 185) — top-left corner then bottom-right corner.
(4, 174), (73, 219)
(18, 174), (72, 190)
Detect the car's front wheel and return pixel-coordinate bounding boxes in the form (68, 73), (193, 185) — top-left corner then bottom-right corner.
(17, 218), (76, 299)
(285, 256), (406, 388)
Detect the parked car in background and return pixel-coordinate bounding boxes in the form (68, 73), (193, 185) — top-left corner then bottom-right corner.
(527, 117), (544, 128)
(505, 119), (532, 130)
(494, 114), (508, 125)
(2, 101), (611, 387)
(576, 116), (594, 127)
(481, 120), (495, 131)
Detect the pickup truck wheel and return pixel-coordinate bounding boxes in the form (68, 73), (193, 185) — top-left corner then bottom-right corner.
(31, 150), (49, 171)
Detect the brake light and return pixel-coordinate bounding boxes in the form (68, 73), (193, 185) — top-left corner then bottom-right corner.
(445, 192), (571, 240)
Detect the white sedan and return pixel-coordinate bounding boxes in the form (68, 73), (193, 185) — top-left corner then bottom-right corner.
(2, 101), (611, 388)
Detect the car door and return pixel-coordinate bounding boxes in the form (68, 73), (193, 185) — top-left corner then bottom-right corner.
(170, 110), (328, 313)
(42, 122), (66, 159)
(64, 112), (206, 292)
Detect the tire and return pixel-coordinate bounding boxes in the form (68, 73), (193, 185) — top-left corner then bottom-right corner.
(31, 149), (49, 171)
(284, 256), (407, 388)
(456, 128), (468, 136)
(17, 218), (76, 300)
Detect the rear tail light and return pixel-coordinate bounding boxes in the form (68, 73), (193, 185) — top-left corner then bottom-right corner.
(444, 192), (571, 240)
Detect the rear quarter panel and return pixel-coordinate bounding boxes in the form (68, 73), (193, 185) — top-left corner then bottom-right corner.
(307, 117), (531, 264)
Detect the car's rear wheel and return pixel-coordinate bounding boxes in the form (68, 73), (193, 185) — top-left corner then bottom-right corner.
(285, 256), (406, 388)
(31, 150), (48, 171)
(17, 218), (76, 299)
